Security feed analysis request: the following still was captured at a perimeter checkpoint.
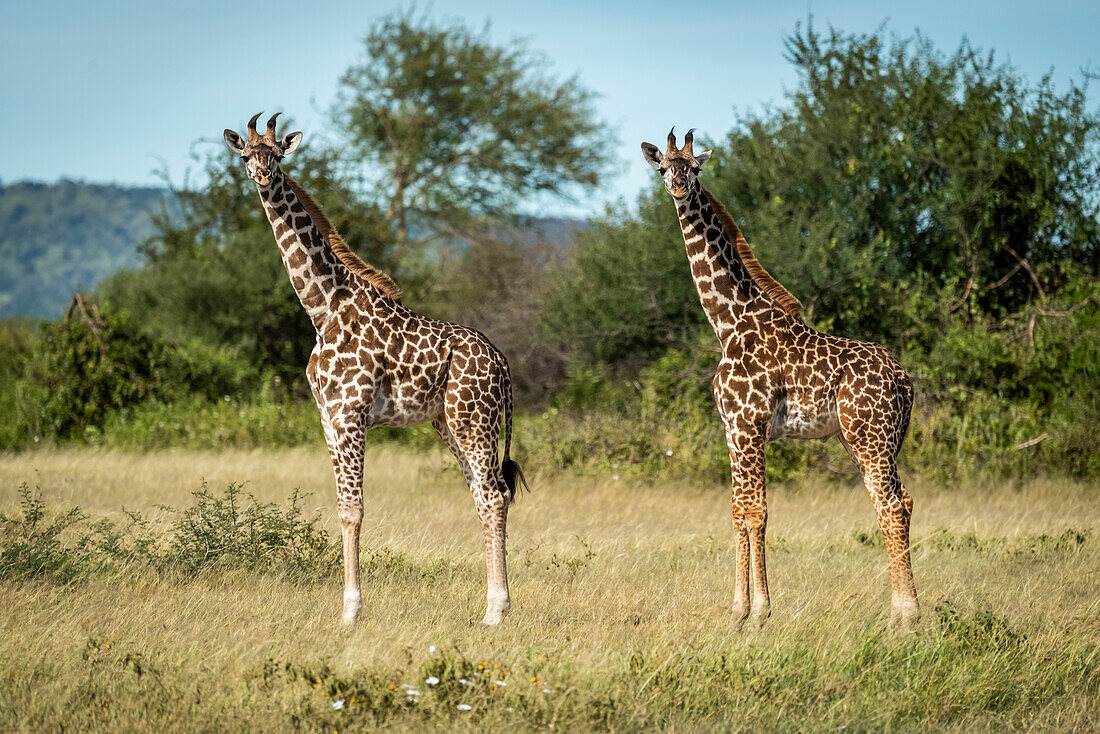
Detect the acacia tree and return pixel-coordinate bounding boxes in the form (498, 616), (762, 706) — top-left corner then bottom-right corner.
(334, 11), (610, 249)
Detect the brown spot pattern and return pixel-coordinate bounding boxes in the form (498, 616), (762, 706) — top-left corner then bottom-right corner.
(653, 161), (919, 626)
(233, 150), (521, 628)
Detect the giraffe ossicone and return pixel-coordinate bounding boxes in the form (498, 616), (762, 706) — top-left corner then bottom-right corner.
(226, 112), (526, 628)
(642, 128), (920, 627)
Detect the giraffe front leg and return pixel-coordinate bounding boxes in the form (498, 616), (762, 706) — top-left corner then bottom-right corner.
(744, 501), (771, 624)
(323, 414), (366, 629)
(726, 419), (770, 627)
(731, 514), (751, 624)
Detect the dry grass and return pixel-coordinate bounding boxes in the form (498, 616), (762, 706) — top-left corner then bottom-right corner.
(1, 446), (1098, 732)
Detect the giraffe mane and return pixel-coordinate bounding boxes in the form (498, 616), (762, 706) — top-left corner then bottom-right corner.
(283, 176), (403, 301)
(701, 187), (803, 319)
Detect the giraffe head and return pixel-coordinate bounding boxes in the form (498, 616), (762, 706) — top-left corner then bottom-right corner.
(223, 113), (303, 188)
(641, 128), (712, 200)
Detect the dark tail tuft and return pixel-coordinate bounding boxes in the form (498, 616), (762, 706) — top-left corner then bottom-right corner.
(497, 352), (527, 504)
(502, 459), (528, 504)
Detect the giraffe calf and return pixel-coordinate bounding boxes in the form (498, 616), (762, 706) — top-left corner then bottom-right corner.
(643, 128), (919, 627)
(226, 113), (526, 627)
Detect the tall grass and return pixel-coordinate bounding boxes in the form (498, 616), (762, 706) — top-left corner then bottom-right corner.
(0, 447), (1097, 731)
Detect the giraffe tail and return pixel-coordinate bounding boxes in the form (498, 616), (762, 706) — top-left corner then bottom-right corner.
(499, 355), (528, 504)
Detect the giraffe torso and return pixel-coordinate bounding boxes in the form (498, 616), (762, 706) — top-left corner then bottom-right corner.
(677, 188), (911, 443)
(308, 292), (504, 430)
(256, 170), (505, 432)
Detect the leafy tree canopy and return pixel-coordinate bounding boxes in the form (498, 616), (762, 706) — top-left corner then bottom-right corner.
(544, 21), (1100, 363)
(334, 9), (611, 246)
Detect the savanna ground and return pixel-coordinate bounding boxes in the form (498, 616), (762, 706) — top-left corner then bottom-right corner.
(0, 446), (1097, 732)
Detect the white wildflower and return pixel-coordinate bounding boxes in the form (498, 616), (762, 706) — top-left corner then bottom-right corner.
(425, 676), (440, 686)
(494, 679), (506, 687)
(665, 450), (673, 456)
(459, 678), (473, 686)
(332, 699), (345, 710)
(457, 704), (472, 711)
(612, 475), (620, 481)
(429, 645), (438, 654)
(542, 688), (554, 694)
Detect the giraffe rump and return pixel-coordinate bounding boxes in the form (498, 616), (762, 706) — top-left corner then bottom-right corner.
(283, 176), (403, 301)
(701, 188), (803, 319)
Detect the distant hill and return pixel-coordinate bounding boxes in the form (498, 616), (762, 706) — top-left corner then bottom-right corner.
(0, 180), (172, 319)
(0, 180), (584, 321)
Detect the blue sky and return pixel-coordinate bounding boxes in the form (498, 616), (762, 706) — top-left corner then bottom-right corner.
(2, 0), (1096, 216)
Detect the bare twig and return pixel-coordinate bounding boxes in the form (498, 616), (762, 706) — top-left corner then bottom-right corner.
(1014, 433), (1048, 451)
(1000, 243), (1046, 300)
(65, 294), (107, 362)
(989, 262), (1023, 290)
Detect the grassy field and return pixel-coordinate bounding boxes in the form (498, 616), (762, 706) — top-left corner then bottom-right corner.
(0, 446), (1097, 732)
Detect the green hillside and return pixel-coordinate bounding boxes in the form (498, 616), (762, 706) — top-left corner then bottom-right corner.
(0, 180), (171, 319)
(0, 180), (581, 321)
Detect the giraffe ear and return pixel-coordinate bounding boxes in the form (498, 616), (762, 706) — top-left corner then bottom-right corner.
(279, 131), (303, 156)
(640, 142), (663, 168)
(224, 129), (246, 155)
(695, 150), (713, 167)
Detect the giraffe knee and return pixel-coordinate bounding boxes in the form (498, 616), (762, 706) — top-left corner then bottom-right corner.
(733, 499), (766, 529)
(338, 500), (363, 526)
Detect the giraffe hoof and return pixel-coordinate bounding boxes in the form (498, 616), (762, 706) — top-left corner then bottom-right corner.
(732, 603), (751, 627)
(480, 610), (509, 627)
(750, 603), (771, 628)
(889, 599), (920, 628)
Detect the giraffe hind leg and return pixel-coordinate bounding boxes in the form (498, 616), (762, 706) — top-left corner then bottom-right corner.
(840, 404), (919, 625)
(440, 372), (511, 626)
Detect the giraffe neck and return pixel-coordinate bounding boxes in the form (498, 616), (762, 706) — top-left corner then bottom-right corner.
(256, 170), (353, 330)
(675, 187), (790, 343)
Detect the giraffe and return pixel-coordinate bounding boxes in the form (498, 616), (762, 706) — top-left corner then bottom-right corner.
(641, 129), (919, 626)
(224, 113), (526, 627)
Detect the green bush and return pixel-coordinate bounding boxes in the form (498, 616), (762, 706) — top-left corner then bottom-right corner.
(0, 484), (89, 583)
(0, 482), (340, 583)
(164, 481), (339, 578)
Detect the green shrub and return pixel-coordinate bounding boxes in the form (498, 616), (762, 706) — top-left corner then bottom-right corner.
(163, 481), (338, 577)
(0, 483), (89, 583)
(0, 482), (340, 583)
